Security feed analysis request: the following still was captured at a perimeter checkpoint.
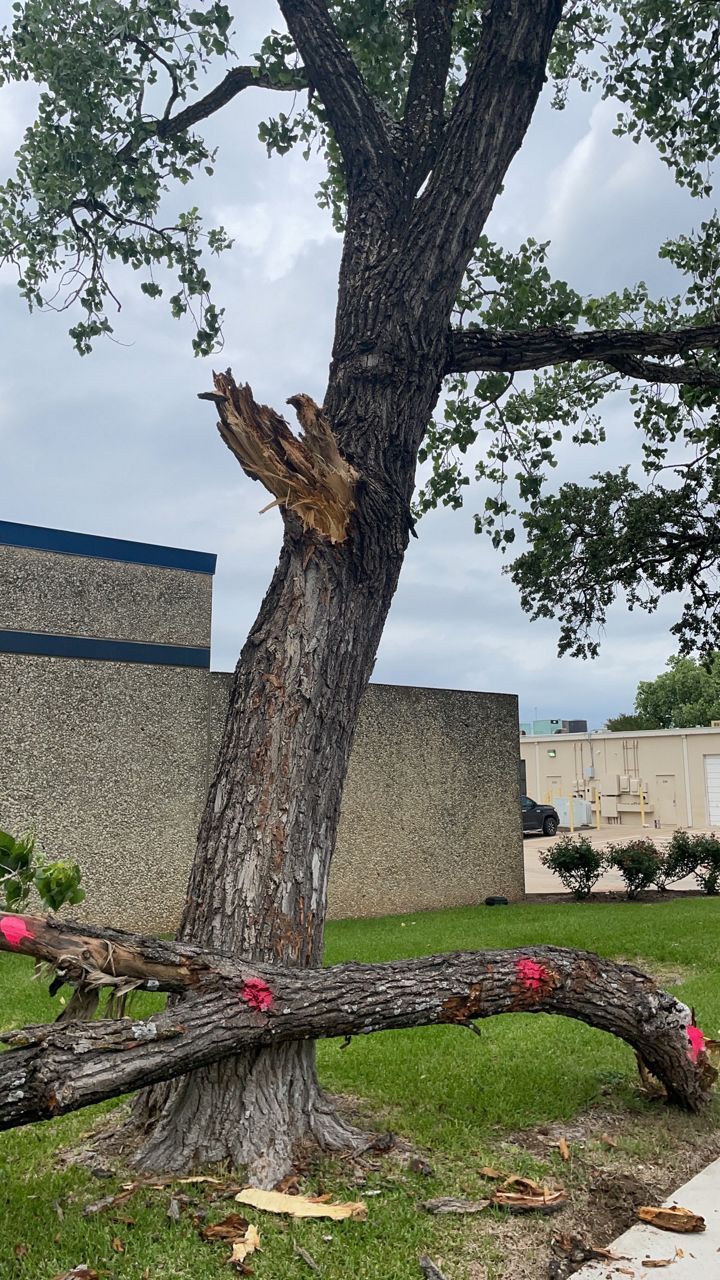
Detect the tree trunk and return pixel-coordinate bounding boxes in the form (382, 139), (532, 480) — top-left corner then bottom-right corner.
(1, 918), (715, 1128)
(129, 339), (445, 1183)
(104, 0), (563, 1182)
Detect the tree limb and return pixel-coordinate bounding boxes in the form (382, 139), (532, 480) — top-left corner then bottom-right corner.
(277, 0), (395, 187)
(446, 323), (720, 386)
(403, 0), (458, 185)
(117, 66), (306, 160)
(404, 0), (564, 316)
(0, 913), (714, 1131)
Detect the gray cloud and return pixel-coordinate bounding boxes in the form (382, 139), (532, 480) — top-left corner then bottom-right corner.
(0, 15), (713, 730)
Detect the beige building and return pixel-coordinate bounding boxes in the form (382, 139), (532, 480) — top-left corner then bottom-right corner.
(520, 727), (720, 830)
(0, 519), (523, 931)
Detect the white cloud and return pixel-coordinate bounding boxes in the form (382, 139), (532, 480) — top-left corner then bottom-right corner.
(0, 32), (713, 727)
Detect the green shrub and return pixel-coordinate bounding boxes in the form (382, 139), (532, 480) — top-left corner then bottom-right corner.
(540, 834), (606, 899)
(606, 839), (663, 899)
(662, 830), (701, 887)
(0, 828), (85, 913)
(689, 833), (720, 896)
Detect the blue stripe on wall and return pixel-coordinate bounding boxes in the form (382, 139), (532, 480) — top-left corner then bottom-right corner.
(0, 630), (211, 669)
(0, 520), (217, 575)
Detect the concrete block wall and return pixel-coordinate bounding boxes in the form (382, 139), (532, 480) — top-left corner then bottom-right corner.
(0, 521), (216, 930)
(209, 676), (524, 920)
(1, 521), (523, 931)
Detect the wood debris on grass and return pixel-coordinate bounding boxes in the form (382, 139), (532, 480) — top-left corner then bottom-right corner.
(638, 1205), (706, 1232)
(293, 1240), (322, 1273)
(50, 1270), (98, 1280)
(419, 1257), (449, 1280)
(236, 1187), (367, 1220)
(490, 1175), (567, 1215)
(552, 1234), (630, 1265)
(422, 1197), (490, 1215)
(228, 1224), (261, 1270)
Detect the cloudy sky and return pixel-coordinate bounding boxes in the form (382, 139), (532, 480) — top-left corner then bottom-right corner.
(0, 2), (714, 729)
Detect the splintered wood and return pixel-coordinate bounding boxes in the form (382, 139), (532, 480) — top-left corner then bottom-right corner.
(201, 373), (359, 543)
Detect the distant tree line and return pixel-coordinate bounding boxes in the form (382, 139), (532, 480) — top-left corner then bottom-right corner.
(606, 654), (720, 731)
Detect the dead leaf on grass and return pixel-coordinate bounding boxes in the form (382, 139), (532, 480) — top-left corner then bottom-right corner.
(201, 1212), (251, 1242)
(478, 1166), (506, 1180)
(14, 1244), (29, 1258)
(557, 1138), (571, 1162)
(229, 1224), (261, 1268)
(275, 1174), (301, 1195)
(236, 1188), (367, 1220)
(111, 1237), (124, 1253)
(422, 1197), (490, 1215)
(638, 1206), (706, 1233)
(600, 1133), (618, 1149)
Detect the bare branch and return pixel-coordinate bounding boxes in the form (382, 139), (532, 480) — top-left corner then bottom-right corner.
(278, 0), (395, 187)
(404, 0), (458, 184)
(117, 66), (306, 160)
(605, 354), (720, 389)
(446, 323), (720, 387)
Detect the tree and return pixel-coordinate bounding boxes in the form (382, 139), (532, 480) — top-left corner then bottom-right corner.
(2, 0), (720, 1184)
(607, 653), (720, 730)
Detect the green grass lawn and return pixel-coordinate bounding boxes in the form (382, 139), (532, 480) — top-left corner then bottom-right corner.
(1, 898), (719, 1280)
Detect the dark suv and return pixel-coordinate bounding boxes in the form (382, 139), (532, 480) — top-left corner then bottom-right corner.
(521, 794), (559, 837)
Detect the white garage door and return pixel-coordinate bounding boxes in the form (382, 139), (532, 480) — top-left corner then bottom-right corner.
(705, 756), (720, 826)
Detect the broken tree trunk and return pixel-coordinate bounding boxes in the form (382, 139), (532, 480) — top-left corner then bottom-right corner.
(0, 913), (714, 1134)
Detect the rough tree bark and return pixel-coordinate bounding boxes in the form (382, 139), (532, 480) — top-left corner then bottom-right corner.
(0, 914), (715, 1130)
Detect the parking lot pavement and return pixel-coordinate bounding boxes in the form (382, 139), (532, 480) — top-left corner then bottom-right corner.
(524, 825), (701, 895)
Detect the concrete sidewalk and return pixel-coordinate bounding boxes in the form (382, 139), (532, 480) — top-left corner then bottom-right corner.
(574, 1155), (720, 1277)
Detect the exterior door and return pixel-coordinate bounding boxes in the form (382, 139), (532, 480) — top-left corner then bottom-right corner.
(705, 756), (720, 826)
(655, 774), (677, 827)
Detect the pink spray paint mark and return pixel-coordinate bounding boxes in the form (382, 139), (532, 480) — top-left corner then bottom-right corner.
(516, 958), (549, 991)
(0, 916), (33, 948)
(687, 1024), (705, 1063)
(240, 977), (274, 1012)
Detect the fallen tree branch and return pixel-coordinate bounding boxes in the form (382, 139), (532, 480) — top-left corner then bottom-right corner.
(0, 913), (714, 1131)
(200, 375), (360, 543)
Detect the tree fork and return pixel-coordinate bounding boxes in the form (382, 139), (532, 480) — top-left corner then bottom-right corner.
(0, 913), (714, 1135)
